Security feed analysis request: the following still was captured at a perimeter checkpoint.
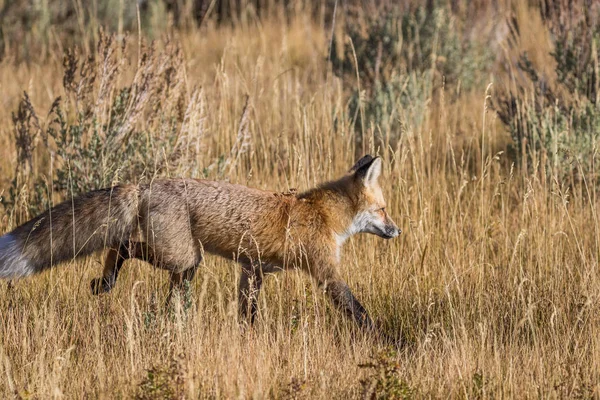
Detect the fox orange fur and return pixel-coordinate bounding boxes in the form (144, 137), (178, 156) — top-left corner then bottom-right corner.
(0, 155), (400, 328)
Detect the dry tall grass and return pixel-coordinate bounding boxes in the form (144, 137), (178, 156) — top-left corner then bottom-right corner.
(1, 2), (599, 398)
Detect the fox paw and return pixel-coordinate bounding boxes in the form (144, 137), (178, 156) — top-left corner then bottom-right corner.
(90, 278), (112, 295)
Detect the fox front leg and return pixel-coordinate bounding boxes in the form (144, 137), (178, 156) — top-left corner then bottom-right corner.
(318, 270), (374, 330)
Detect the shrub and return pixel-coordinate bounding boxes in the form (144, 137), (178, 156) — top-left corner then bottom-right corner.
(2, 32), (203, 223)
(494, 2), (600, 182)
(136, 353), (187, 400)
(359, 349), (414, 400)
(330, 2), (492, 149)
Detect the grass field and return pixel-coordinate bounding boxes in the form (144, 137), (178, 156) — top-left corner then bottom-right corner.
(1, 1), (599, 398)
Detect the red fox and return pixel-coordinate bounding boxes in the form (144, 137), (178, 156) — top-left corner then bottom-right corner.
(0, 155), (399, 329)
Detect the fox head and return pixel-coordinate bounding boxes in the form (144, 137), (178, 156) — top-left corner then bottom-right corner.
(346, 155), (401, 240)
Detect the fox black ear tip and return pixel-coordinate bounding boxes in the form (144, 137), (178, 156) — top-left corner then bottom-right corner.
(350, 155), (377, 173)
(360, 155), (382, 165)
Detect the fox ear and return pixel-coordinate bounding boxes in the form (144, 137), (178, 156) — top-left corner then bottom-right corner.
(353, 156), (382, 187)
(349, 155), (375, 173)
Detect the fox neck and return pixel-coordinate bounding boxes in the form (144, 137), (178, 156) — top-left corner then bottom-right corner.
(298, 176), (361, 254)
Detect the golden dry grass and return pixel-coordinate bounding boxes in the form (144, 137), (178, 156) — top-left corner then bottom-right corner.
(1, 3), (599, 398)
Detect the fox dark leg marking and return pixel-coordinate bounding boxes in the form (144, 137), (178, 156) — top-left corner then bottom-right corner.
(91, 241), (156, 295)
(91, 242), (129, 295)
(238, 263), (265, 324)
(324, 280), (373, 330)
(169, 266), (198, 292)
(166, 266), (198, 307)
(317, 268), (374, 330)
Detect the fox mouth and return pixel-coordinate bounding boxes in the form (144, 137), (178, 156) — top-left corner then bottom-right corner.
(379, 227), (401, 239)
(379, 230), (399, 239)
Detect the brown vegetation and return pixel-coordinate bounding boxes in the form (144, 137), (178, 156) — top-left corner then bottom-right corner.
(0, 0), (599, 397)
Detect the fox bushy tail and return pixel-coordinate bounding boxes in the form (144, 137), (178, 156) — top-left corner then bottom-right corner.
(0, 186), (140, 279)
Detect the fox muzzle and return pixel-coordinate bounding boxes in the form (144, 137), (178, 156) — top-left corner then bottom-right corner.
(381, 225), (401, 239)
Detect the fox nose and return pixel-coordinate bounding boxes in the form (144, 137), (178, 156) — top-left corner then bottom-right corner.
(386, 226), (401, 238)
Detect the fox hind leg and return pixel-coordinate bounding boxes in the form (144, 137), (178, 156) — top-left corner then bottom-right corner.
(166, 265), (199, 310)
(91, 242), (129, 295)
(91, 241), (156, 295)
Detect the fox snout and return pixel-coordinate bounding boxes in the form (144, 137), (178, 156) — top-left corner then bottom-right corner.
(361, 210), (401, 239)
(380, 217), (401, 239)
(383, 225), (401, 239)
